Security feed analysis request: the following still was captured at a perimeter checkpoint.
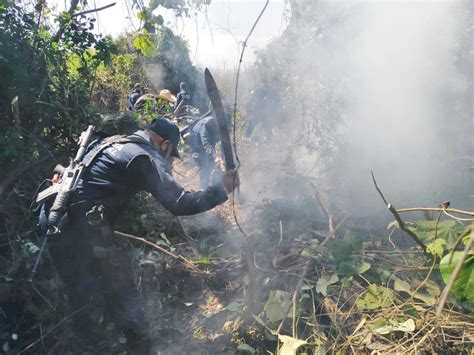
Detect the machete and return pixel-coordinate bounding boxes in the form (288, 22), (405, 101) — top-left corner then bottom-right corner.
(204, 68), (236, 171)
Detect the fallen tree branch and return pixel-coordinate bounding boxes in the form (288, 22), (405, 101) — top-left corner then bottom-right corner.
(371, 171), (428, 253)
(113, 230), (198, 271)
(436, 230), (473, 318)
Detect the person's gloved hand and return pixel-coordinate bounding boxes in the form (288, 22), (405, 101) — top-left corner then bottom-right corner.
(220, 170), (240, 193)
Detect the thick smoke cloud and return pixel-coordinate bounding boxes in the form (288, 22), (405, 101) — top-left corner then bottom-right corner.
(338, 0), (471, 215)
(242, 0), (472, 218)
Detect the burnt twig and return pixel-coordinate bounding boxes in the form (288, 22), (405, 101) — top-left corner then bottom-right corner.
(371, 171), (427, 253)
(114, 230), (199, 271)
(322, 216), (348, 246)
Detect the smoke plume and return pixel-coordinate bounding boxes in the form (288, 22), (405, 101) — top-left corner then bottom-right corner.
(242, 0), (473, 218)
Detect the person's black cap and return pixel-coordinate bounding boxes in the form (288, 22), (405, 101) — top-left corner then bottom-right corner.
(147, 118), (181, 158)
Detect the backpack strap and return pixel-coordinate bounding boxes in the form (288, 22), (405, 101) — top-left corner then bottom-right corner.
(83, 135), (151, 168)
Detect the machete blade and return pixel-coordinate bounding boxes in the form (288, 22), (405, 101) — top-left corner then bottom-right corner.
(204, 68), (236, 171)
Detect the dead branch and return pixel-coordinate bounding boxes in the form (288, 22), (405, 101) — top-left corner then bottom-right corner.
(72, 2), (116, 17)
(298, 174), (342, 244)
(436, 229), (473, 318)
(390, 205), (428, 253)
(322, 216), (348, 246)
(371, 171), (389, 206)
(113, 230), (198, 271)
(396, 207), (474, 217)
(314, 189), (335, 237)
(276, 260), (311, 335)
(371, 171), (428, 253)
(244, 249), (257, 312)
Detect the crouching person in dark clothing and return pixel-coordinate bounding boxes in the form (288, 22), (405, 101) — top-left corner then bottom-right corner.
(187, 99), (232, 188)
(187, 115), (224, 188)
(48, 118), (239, 354)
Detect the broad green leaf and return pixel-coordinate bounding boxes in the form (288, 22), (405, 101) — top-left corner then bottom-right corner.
(372, 318), (415, 335)
(277, 335), (307, 355)
(356, 284), (394, 310)
(315, 275), (338, 296)
(331, 234), (362, 263)
(301, 247), (318, 259)
(440, 251), (474, 302)
(427, 239), (447, 258)
(335, 260), (357, 276)
(264, 290), (291, 323)
(316, 278), (330, 296)
(331, 240), (353, 263)
(345, 233), (363, 252)
(393, 278), (411, 293)
(393, 278), (436, 306)
(133, 34), (156, 56)
(409, 220), (463, 247)
(357, 261), (371, 274)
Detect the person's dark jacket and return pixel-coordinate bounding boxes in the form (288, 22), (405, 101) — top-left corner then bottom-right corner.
(74, 130), (228, 216)
(189, 116), (221, 157)
(175, 90), (192, 111)
(126, 91), (141, 111)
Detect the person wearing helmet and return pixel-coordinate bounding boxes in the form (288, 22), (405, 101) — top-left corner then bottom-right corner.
(48, 118), (239, 353)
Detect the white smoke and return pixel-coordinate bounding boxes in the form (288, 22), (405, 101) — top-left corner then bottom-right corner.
(337, 0), (471, 214)
(239, 0), (472, 217)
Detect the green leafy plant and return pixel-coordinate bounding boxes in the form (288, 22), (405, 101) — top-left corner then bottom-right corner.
(440, 249), (474, 303)
(356, 284), (395, 310)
